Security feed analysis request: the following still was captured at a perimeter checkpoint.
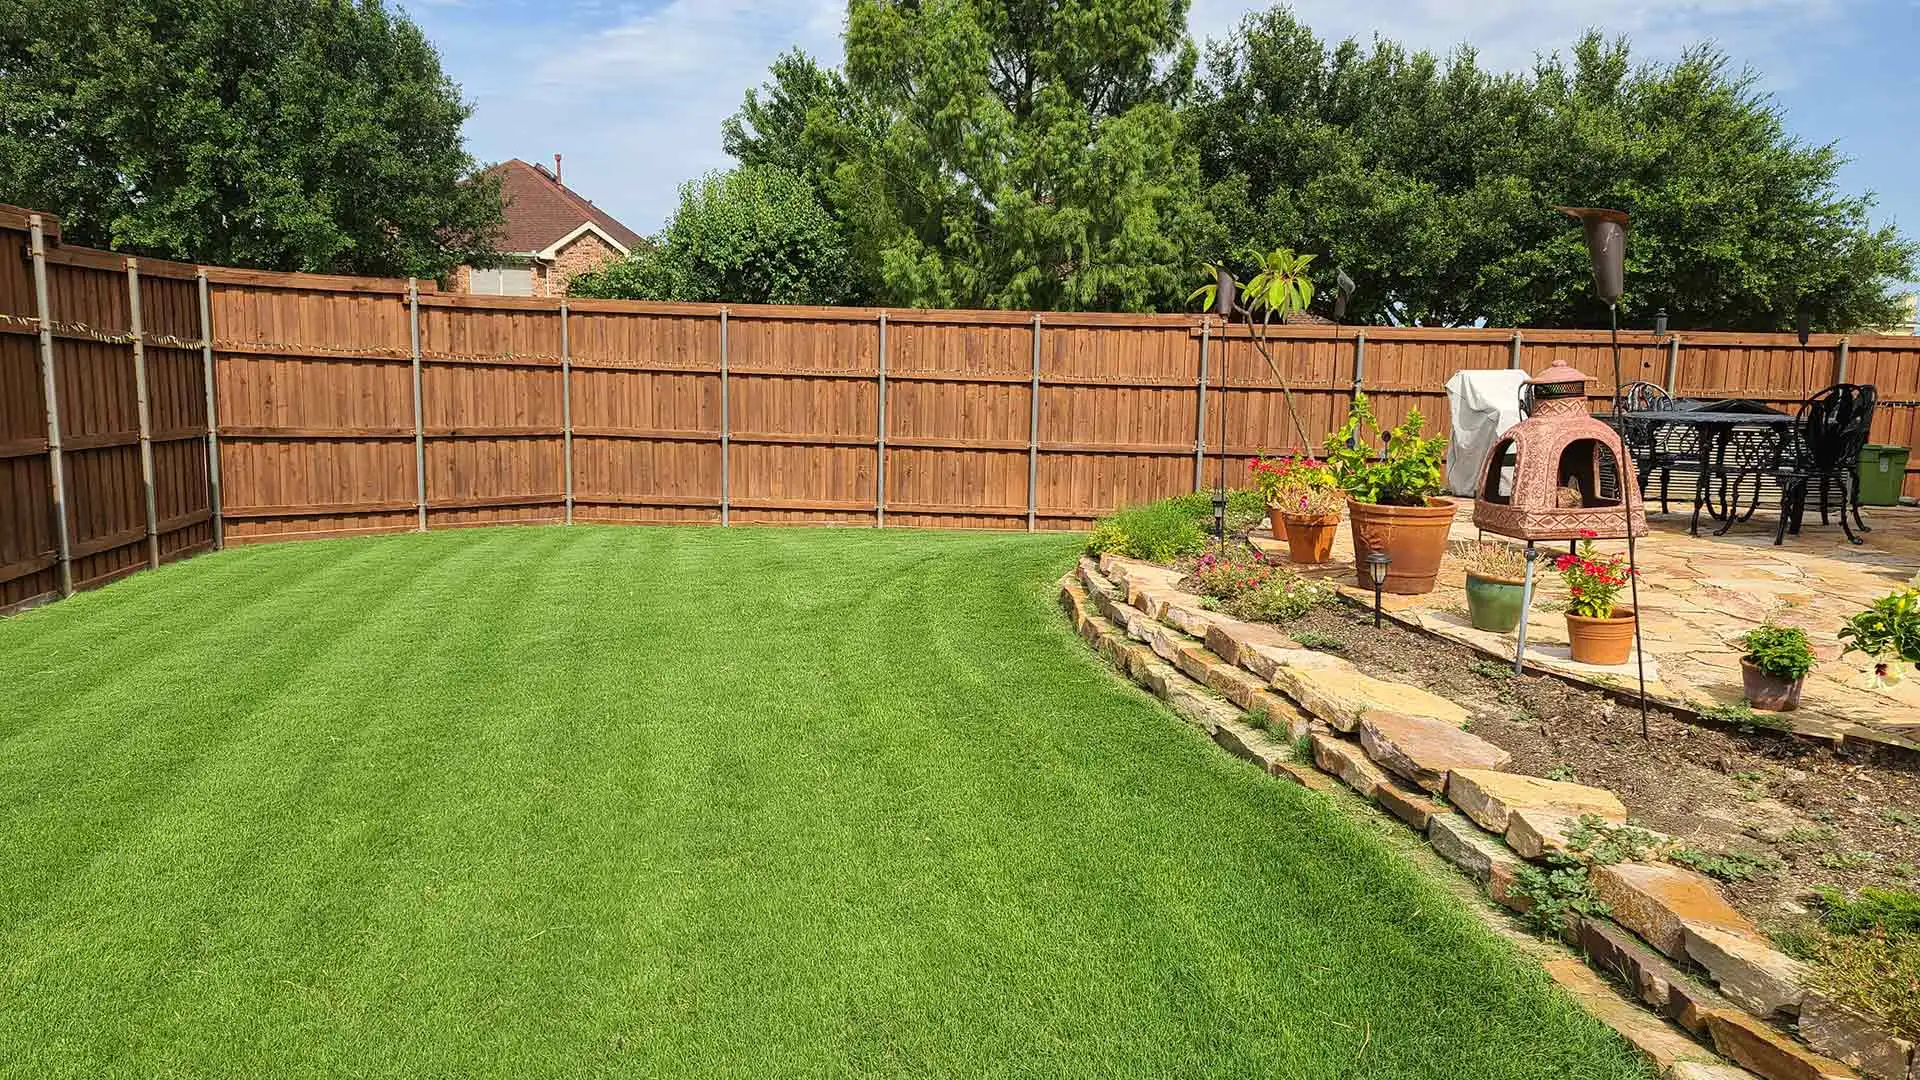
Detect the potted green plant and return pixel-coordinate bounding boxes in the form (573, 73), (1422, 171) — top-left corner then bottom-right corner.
(1556, 534), (1637, 665)
(1249, 455), (1344, 564)
(1452, 540), (1529, 633)
(1740, 623), (1815, 711)
(1322, 392), (1452, 594)
(1839, 579), (1920, 689)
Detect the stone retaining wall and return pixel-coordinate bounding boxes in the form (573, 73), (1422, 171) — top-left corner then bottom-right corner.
(1060, 554), (1914, 1080)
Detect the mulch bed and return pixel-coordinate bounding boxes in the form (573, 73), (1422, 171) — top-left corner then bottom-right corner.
(1283, 601), (1920, 928)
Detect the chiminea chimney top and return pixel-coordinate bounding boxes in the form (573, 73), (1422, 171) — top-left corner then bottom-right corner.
(553, 154), (562, 185)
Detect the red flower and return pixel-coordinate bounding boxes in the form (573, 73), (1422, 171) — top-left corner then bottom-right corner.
(1554, 554), (1577, 571)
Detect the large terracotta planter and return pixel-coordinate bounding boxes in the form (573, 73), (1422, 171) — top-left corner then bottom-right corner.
(1565, 606), (1637, 666)
(1347, 497), (1456, 595)
(1465, 572), (1527, 633)
(1276, 509), (1340, 565)
(1741, 658), (1804, 712)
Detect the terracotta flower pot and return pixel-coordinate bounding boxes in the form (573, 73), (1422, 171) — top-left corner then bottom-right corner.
(1277, 508), (1340, 565)
(1465, 572), (1527, 633)
(1347, 497), (1456, 594)
(1741, 658), (1805, 712)
(1565, 606), (1637, 666)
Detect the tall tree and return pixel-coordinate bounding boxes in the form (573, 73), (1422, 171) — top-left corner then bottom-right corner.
(725, 0), (1216, 311)
(0, 0), (502, 278)
(1188, 9), (1914, 331)
(569, 166), (853, 306)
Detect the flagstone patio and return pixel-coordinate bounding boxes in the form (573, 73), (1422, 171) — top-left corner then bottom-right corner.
(1252, 502), (1920, 754)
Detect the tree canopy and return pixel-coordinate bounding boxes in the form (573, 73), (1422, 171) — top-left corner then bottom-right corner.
(568, 165), (852, 305)
(723, 1), (1913, 330)
(1189, 9), (1915, 331)
(725, 0), (1214, 311)
(0, 0), (502, 279)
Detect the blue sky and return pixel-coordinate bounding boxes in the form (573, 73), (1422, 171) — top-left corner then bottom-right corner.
(408, 0), (1919, 250)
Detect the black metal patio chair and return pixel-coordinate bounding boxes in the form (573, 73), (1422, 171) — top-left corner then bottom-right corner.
(1615, 381), (1697, 513)
(1772, 383), (1878, 545)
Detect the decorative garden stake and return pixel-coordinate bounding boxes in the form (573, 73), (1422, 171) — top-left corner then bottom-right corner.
(1366, 552), (1391, 628)
(1557, 205), (1652, 738)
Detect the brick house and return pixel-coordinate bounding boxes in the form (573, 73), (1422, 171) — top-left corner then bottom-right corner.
(455, 157), (644, 297)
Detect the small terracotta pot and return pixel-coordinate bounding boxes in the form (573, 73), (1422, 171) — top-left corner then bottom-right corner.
(1741, 658), (1804, 712)
(1277, 509), (1340, 564)
(1565, 606), (1637, 666)
(1347, 496), (1456, 594)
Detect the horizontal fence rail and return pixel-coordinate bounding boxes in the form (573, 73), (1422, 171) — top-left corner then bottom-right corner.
(5, 200), (1920, 612)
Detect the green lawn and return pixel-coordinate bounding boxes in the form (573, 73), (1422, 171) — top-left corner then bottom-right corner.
(0, 526), (1647, 1079)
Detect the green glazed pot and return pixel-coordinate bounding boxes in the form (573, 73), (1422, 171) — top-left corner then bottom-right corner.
(1465, 572), (1527, 634)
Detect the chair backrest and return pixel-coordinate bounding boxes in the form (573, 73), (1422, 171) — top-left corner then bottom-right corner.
(1618, 381), (1672, 413)
(1797, 384), (1879, 470)
(1614, 382), (1671, 449)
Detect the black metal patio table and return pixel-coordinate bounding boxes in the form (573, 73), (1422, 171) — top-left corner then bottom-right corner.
(1613, 408), (1801, 536)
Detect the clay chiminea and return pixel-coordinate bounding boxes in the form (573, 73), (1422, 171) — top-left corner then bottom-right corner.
(1473, 360), (1647, 541)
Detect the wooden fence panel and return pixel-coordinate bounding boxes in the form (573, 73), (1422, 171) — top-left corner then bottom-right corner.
(45, 259), (148, 591)
(884, 315), (1032, 529)
(210, 279), (416, 543)
(567, 307), (721, 525)
(726, 312), (879, 526)
(0, 214), (57, 612)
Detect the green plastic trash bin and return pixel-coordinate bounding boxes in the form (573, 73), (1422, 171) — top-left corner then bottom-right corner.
(1857, 444), (1910, 506)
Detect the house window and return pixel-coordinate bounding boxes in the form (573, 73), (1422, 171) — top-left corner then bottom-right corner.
(469, 266), (535, 296)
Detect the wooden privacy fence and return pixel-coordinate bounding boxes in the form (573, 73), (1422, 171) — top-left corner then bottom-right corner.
(7, 200), (1920, 613)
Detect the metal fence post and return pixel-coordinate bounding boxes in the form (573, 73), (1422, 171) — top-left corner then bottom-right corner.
(1194, 318), (1211, 491)
(1664, 334), (1681, 395)
(127, 258), (159, 569)
(29, 215), (73, 597)
(1835, 336), (1850, 385)
(1028, 313), (1042, 531)
(1349, 331), (1368, 448)
(408, 278), (426, 531)
(1508, 330), (1523, 369)
(195, 268), (224, 549)
(876, 311), (888, 528)
(719, 307), (731, 527)
(560, 300), (574, 525)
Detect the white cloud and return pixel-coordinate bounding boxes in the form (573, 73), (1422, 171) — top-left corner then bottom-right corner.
(437, 0), (1858, 236)
(1187, 0), (1850, 79)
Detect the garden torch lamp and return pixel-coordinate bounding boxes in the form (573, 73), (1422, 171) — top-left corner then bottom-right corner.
(1365, 552), (1391, 628)
(1556, 205), (1651, 739)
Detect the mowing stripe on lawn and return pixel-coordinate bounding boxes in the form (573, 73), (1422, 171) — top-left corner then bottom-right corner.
(0, 526), (1652, 1080)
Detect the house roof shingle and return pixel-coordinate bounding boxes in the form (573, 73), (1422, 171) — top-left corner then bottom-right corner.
(489, 158), (644, 255)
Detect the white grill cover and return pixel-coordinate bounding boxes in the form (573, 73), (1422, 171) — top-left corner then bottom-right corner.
(1444, 369), (1531, 497)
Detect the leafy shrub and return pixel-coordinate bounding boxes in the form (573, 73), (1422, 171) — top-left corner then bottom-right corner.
(568, 165), (853, 305)
(1743, 623), (1815, 681)
(1839, 584), (1920, 673)
(1184, 543), (1274, 600)
(1087, 491), (1267, 563)
(1218, 571), (1338, 623)
(1085, 500), (1209, 563)
(1163, 489), (1269, 535)
(1322, 391), (1446, 506)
